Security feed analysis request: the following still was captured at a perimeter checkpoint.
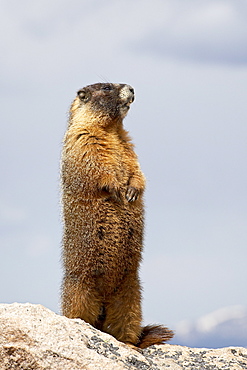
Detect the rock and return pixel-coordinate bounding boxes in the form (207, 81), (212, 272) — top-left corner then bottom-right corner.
(0, 303), (247, 369)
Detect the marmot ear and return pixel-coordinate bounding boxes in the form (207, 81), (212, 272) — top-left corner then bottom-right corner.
(78, 89), (90, 102)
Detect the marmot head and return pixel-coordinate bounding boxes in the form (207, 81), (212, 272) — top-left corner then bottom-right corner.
(69, 83), (135, 127)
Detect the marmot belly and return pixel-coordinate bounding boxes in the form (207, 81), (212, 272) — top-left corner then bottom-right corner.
(63, 196), (143, 296)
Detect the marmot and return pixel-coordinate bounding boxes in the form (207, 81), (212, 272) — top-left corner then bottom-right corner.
(61, 82), (174, 348)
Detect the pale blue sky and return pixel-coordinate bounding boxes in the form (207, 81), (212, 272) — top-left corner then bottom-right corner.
(1, 0), (247, 330)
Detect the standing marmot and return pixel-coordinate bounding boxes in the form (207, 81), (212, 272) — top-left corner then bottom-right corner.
(61, 82), (173, 348)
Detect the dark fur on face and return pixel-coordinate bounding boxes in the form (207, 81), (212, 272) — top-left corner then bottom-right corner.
(77, 83), (135, 120)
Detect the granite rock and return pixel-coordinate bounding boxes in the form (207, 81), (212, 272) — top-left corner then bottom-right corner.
(0, 303), (247, 369)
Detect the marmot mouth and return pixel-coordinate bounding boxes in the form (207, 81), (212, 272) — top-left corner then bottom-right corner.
(122, 96), (135, 108)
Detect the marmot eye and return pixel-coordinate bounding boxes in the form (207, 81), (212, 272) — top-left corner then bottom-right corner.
(102, 85), (112, 91)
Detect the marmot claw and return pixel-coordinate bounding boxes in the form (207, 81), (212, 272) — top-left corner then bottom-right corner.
(126, 186), (139, 202)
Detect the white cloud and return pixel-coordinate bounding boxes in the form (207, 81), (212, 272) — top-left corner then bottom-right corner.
(2, 0), (246, 91)
(0, 0), (150, 84)
(173, 305), (247, 347)
(135, 0), (247, 65)
(196, 305), (247, 333)
(1, 0), (247, 328)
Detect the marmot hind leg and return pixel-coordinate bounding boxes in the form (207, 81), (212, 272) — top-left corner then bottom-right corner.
(102, 274), (142, 345)
(61, 274), (101, 325)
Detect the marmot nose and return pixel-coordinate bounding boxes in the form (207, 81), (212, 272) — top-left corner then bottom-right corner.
(126, 85), (134, 95)
(129, 86), (134, 94)
(126, 85), (135, 103)
(119, 84), (135, 103)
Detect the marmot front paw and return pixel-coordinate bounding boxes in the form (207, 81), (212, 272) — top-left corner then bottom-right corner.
(126, 186), (139, 202)
(102, 185), (121, 202)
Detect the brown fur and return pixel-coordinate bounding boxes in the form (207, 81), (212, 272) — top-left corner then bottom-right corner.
(61, 82), (174, 348)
